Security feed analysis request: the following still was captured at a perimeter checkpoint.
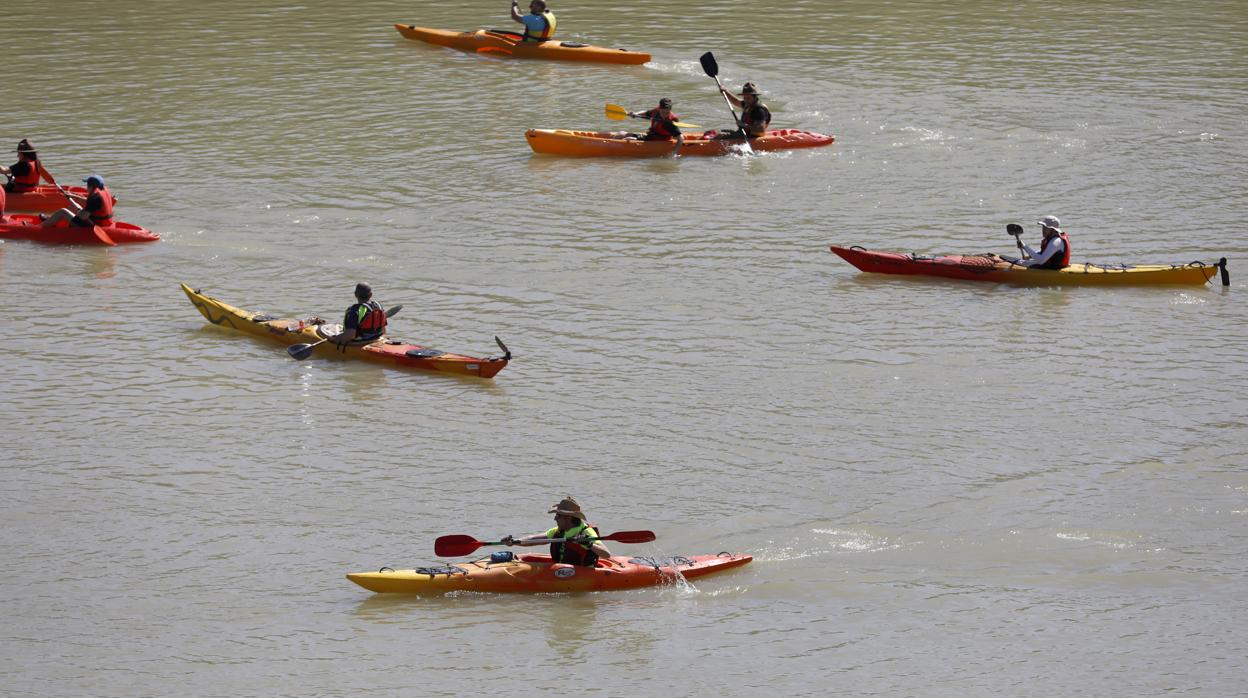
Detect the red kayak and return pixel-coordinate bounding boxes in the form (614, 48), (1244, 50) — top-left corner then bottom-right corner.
(4, 185), (116, 213)
(0, 214), (159, 245)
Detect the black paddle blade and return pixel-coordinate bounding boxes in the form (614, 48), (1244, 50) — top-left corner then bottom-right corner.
(495, 336), (511, 360)
(1218, 257), (1230, 286)
(385, 304), (403, 318)
(288, 343), (316, 360)
(1006, 223), (1024, 236)
(699, 51), (718, 78)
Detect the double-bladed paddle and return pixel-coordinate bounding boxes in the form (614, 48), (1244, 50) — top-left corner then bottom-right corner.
(286, 304), (403, 360)
(699, 51), (753, 154)
(604, 103), (700, 129)
(434, 530), (657, 558)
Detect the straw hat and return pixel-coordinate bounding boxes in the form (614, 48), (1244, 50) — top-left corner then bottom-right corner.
(548, 496), (586, 521)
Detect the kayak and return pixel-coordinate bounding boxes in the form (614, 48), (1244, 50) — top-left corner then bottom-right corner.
(525, 128), (835, 157)
(830, 246), (1229, 287)
(395, 24), (650, 65)
(4, 185), (116, 213)
(347, 552), (752, 594)
(0, 213), (159, 245)
(180, 284), (511, 378)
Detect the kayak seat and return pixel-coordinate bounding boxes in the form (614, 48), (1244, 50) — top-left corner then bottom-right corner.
(406, 348), (445, 358)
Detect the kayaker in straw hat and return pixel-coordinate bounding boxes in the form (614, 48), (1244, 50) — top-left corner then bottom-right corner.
(329, 282), (388, 350)
(1, 139), (58, 193)
(1014, 215), (1071, 269)
(510, 0), (556, 42)
(502, 496), (612, 566)
(42, 174), (114, 228)
(713, 82), (771, 140)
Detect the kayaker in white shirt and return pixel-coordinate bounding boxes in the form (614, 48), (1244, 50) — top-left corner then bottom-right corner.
(1014, 215), (1072, 269)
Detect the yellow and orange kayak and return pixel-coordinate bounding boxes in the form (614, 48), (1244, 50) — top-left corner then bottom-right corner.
(830, 246), (1229, 287)
(181, 284), (510, 378)
(347, 552), (752, 594)
(395, 24), (650, 64)
(525, 128), (835, 157)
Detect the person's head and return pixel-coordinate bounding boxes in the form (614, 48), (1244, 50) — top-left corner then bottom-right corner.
(529, 0), (547, 13)
(658, 97), (673, 113)
(83, 174), (104, 191)
(548, 496), (586, 528)
(354, 282), (373, 301)
(740, 82), (759, 102)
(16, 139), (36, 161)
(1037, 214), (1063, 237)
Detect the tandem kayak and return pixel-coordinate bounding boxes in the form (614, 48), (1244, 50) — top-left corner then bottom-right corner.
(347, 552), (752, 594)
(395, 24), (650, 65)
(830, 245), (1230, 287)
(525, 128), (835, 157)
(180, 284), (511, 378)
(0, 214), (158, 245)
(3, 185), (117, 213)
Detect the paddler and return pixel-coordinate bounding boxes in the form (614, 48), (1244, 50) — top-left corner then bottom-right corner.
(713, 82), (771, 140)
(501, 496), (612, 566)
(1, 139), (57, 193)
(330, 282), (388, 350)
(41, 174), (113, 228)
(1014, 215), (1071, 269)
(623, 98), (684, 153)
(510, 0), (556, 41)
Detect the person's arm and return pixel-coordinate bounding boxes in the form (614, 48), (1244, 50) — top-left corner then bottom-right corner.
(37, 162), (56, 186)
(501, 532), (549, 547)
(510, 1), (525, 23)
(332, 306), (361, 343)
(1021, 239), (1062, 267)
(720, 88), (743, 108)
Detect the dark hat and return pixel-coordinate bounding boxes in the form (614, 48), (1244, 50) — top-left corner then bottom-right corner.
(741, 82), (759, 95)
(658, 98), (673, 109)
(354, 282), (373, 300)
(16, 139), (36, 154)
(548, 496), (586, 521)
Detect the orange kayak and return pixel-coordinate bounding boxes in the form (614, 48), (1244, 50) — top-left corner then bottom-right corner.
(4, 185), (116, 213)
(525, 128), (835, 157)
(830, 245), (1229, 286)
(181, 284), (511, 378)
(395, 24), (650, 64)
(347, 552), (752, 593)
(0, 214), (158, 245)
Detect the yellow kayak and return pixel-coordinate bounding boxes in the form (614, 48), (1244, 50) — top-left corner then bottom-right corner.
(394, 24), (651, 64)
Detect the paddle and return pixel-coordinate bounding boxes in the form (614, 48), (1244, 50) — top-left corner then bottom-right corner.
(699, 51), (753, 154)
(287, 304), (402, 360)
(435, 530), (657, 558)
(604, 104), (700, 129)
(53, 183), (114, 246)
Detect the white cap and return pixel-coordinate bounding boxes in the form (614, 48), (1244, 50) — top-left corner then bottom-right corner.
(1037, 215), (1063, 232)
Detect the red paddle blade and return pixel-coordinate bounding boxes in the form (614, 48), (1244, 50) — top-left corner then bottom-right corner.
(601, 530), (656, 544)
(92, 225), (116, 246)
(434, 534), (484, 557)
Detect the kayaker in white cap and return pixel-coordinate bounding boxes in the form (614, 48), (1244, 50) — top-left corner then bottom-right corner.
(501, 496), (612, 566)
(1014, 215), (1071, 269)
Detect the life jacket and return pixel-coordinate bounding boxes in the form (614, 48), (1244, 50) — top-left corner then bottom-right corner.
(11, 158), (41, 192)
(546, 521), (599, 567)
(741, 102), (771, 137)
(354, 300), (387, 338)
(646, 109), (680, 139)
(523, 11), (556, 40)
(1037, 232), (1071, 269)
(87, 186), (114, 224)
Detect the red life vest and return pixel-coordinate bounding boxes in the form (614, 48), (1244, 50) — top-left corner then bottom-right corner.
(741, 102), (771, 136)
(87, 186), (115, 224)
(646, 109), (680, 139)
(1037, 232), (1071, 269)
(356, 300), (387, 336)
(11, 158), (41, 191)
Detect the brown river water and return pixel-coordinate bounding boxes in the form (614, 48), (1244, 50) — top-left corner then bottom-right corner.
(2, 0), (1246, 695)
